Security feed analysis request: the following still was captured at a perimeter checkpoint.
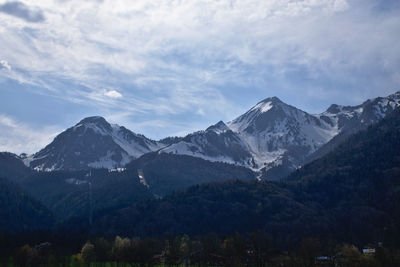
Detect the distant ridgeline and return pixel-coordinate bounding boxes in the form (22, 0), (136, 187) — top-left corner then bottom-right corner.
(7, 90), (400, 181)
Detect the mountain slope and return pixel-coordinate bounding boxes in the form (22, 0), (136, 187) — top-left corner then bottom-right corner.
(0, 177), (54, 232)
(5, 151), (255, 227)
(28, 116), (165, 171)
(305, 91), (400, 163)
(19, 168), (153, 222)
(127, 152), (256, 196)
(95, 108), (400, 247)
(160, 121), (255, 168)
(285, 107), (400, 244)
(228, 97), (337, 174)
(0, 152), (32, 182)
(160, 97), (337, 175)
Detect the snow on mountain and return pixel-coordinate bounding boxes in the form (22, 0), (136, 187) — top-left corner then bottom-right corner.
(161, 96), (337, 172)
(319, 91), (400, 130)
(29, 116), (166, 171)
(304, 91), (400, 165)
(160, 121), (255, 167)
(21, 91), (400, 178)
(160, 91), (400, 179)
(227, 97), (338, 171)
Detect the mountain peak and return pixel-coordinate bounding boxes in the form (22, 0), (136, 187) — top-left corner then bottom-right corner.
(29, 115), (165, 171)
(206, 120), (229, 133)
(73, 116), (113, 135)
(387, 90), (400, 101)
(214, 120), (227, 128)
(260, 96), (282, 104)
(250, 96), (285, 113)
(326, 104), (343, 114)
(78, 116), (108, 125)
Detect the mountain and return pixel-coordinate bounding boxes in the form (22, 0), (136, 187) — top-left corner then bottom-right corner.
(27, 116), (166, 171)
(160, 96), (337, 179)
(160, 121), (255, 168)
(0, 177), (54, 232)
(228, 96), (337, 177)
(284, 107), (400, 245)
(95, 109), (400, 247)
(305, 91), (400, 163)
(160, 91), (400, 180)
(14, 91), (400, 179)
(158, 136), (184, 146)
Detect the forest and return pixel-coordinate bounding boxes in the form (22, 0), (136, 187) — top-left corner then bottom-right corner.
(2, 230), (400, 266)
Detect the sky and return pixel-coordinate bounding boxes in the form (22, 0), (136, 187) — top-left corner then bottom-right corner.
(0, 0), (399, 154)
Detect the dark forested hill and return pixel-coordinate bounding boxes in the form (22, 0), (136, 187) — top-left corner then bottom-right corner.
(0, 152), (32, 182)
(94, 109), (400, 248)
(285, 107), (400, 246)
(0, 151), (255, 230)
(0, 177), (54, 232)
(126, 152), (256, 196)
(20, 169), (153, 223)
(94, 179), (318, 247)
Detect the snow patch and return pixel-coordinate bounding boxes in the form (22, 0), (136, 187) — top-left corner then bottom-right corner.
(65, 178), (89, 185)
(88, 151), (124, 169)
(138, 169), (149, 188)
(253, 101), (273, 113)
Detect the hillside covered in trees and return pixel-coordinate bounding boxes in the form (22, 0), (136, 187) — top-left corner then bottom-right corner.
(94, 109), (400, 249)
(0, 177), (54, 232)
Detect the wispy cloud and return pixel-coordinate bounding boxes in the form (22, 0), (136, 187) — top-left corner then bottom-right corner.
(0, 1), (45, 23)
(1, 1), (397, 100)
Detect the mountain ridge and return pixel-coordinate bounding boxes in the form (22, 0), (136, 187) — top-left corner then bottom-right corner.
(4, 91), (399, 180)
(26, 116), (166, 171)
(163, 91), (400, 179)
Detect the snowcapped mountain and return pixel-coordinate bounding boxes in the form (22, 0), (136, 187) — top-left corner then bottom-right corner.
(16, 91), (400, 178)
(162, 97), (337, 175)
(160, 91), (400, 180)
(306, 91), (400, 164)
(227, 97), (337, 169)
(161, 121), (254, 167)
(319, 91), (400, 131)
(28, 116), (166, 171)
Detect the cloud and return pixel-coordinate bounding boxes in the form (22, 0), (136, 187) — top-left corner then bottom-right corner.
(0, 1), (45, 23)
(0, 0), (399, 142)
(0, 60), (11, 70)
(104, 90), (122, 98)
(0, 114), (59, 154)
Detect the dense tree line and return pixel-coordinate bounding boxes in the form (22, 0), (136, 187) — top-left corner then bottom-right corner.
(2, 231), (400, 266)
